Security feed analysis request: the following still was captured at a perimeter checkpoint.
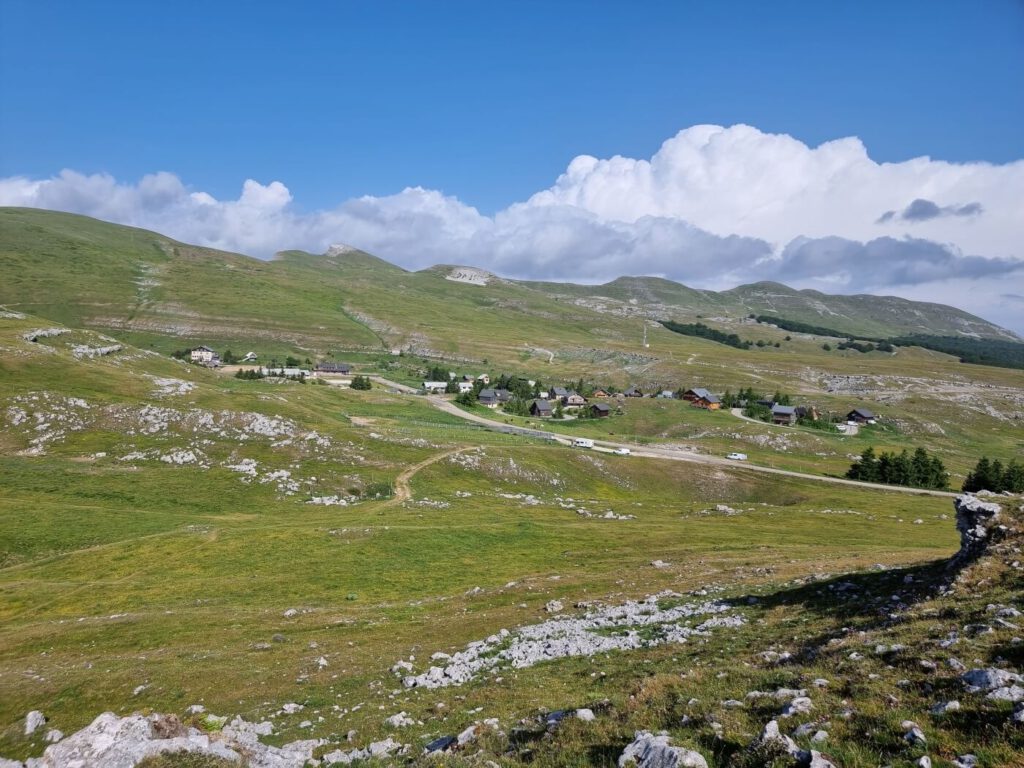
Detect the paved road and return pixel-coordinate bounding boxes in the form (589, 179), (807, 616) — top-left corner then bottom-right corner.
(368, 376), (956, 499)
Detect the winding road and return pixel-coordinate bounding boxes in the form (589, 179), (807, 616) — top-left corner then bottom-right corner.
(368, 376), (956, 498)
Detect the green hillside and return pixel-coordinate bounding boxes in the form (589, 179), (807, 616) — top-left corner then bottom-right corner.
(2, 215), (1024, 766)
(1, 208), (1016, 368)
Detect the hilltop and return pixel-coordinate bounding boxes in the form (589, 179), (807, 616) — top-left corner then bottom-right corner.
(0, 209), (1016, 369)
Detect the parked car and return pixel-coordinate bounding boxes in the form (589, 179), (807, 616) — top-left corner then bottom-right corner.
(726, 452), (748, 461)
(613, 447), (631, 456)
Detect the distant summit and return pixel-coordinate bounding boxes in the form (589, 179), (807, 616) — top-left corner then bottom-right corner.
(444, 266), (494, 286)
(326, 243), (361, 257)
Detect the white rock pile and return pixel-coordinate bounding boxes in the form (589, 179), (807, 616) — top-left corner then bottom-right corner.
(1, 711), (407, 768)
(397, 593), (744, 689)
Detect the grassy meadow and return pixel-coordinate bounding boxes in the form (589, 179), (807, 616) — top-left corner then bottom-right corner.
(0, 211), (1022, 765)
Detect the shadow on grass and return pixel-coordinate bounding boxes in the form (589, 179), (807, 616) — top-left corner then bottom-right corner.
(734, 558), (951, 624)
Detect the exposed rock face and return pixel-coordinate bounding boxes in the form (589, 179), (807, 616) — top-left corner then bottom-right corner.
(4, 711), (406, 768)
(951, 495), (1003, 567)
(618, 731), (708, 768)
(23, 712), (240, 767)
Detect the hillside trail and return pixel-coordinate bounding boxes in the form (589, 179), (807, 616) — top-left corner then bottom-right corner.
(381, 445), (470, 508)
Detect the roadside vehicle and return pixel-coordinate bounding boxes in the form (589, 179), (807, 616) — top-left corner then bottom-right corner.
(726, 452), (747, 461)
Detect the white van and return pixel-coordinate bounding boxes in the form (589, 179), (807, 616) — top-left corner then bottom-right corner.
(613, 447), (631, 456)
(726, 452), (748, 461)
(572, 437), (594, 449)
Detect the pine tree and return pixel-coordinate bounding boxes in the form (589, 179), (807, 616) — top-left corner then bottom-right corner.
(1003, 460), (1024, 493)
(911, 447), (931, 487)
(892, 450), (912, 486)
(928, 455), (948, 490)
(847, 447), (879, 482)
(964, 457), (993, 492)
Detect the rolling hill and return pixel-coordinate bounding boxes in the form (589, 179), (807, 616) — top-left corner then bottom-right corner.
(0, 208), (1017, 369)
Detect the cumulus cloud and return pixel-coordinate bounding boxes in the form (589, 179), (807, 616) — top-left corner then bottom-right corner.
(1, 124), (1022, 331)
(877, 198), (983, 224)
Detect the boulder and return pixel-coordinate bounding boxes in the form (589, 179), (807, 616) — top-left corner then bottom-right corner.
(424, 735), (457, 754)
(780, 697), (814, 717)
(988, 685), (1024, 702)
(962, 667), (1022, 693)
(618, 730), (708, 768)
(384, 712), (416, 728)
(930, 700), (960, 715)
(24, 712), (46, 737)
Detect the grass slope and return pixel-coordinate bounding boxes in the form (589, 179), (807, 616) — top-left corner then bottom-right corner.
(0, 311), (989, 767)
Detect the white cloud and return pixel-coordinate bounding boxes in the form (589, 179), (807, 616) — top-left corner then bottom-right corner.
(529, 124), (1024, 260)
(1, 124), (1022, 332)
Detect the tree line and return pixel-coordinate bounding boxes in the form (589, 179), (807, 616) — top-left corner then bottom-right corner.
(661, 320), (752, 349)
(962, 457), (1024, 494)
(845, 447), (948, 490)
(755, 314), (1024, 370)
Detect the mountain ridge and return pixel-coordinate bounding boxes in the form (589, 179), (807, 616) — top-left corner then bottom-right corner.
(0, 207), (1017, 352)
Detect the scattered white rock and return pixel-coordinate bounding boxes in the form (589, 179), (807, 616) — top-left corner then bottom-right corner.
(320, 736), (405, 765)
(384, 711), (416, 728)
(398, 594), (743, 689)
(780, 697), (813, 718)
(904, 724), (927, 745)
(930, 700), (960, 715)
(24, 711), (46, 736)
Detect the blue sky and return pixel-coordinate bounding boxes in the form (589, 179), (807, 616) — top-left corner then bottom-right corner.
(2, 1), (1024, 332)
(2, 1), (1023, 213)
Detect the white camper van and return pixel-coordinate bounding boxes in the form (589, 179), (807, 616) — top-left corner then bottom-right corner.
(572, 437), (594, 449)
